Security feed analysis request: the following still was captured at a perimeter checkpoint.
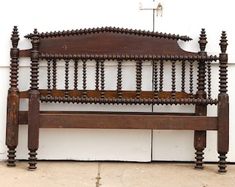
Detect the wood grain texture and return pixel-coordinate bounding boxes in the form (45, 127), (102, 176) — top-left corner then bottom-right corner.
(37, 32), (196, 57)
(217, 31), (229, 173)
(28, 29), (40, 170)
(194, 29), (208, 170)
(6, 26), (20, 167)
(28, 111), (217, 130)
(6, 27), (229, 172)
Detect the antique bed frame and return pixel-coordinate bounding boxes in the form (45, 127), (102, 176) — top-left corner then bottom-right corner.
(6, 26), (229, 172)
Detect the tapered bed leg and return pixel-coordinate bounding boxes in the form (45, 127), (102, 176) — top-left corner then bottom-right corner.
(6, 93), (19, 167)
(28, 91), (40, 170)
(194, 104), (207, 169)
(27, 89), (40, 170)
(194, 131), (206, 169)
(217, 94), (229, 173)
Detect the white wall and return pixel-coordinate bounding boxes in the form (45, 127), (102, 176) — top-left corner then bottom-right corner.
(0, 0), (234, 162)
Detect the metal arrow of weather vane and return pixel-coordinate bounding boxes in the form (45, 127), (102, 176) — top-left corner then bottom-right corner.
(139, 0), (163, 32)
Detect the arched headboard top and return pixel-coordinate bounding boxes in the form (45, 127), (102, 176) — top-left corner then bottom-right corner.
(25, 26), (192, 41)
(20, 27), (211, 60)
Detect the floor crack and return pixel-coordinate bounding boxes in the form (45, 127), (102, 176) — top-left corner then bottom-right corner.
(95, 162), (101, 187)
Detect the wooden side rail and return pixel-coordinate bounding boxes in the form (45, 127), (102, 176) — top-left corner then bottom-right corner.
(5, 26), (229, 173)
(18, 111), (217, 130)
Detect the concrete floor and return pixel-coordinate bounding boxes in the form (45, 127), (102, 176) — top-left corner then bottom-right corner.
(0, 161), (235, 187)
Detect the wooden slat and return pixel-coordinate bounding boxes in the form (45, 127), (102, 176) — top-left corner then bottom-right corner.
(153, 60), (158, 98)
(47, 59), (52, 95)
(19, 111), (28, 124)
(159, 60), (164, 91)
(19, 91), (29, 98)
(82, 59), (87, 97)
(74, 60), (78, 90)
(95, 60), (100, 90)
(52, 59), (57, 89)
(189, 60), (194, 97)
(19, 49), (31, 57)
(136, 60), (142, 98)
(64, 59), (70, 97)
(207, 61), (212, 99)
(181, 61), (185, 92)
(36, 112), (217, 130)
(100, 60), (105, 98)
(116, 60), (122, 98)
(171, 60), (176, 98)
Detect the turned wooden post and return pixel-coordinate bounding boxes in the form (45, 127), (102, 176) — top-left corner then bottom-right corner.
(194, 28), (207, 169)
(28, 29), (40, 170)
(5, 26), (20, 167)
(217, 31), (229, 173)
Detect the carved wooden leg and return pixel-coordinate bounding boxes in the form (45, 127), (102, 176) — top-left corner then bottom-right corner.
(6, 93), (19, 167)
(218, 153), (227, 173)
(194, 130), (206, 169)
(194, 103), (207, 170)
(28, 92), (40, 170)
(217, 95), (229, 173)
(28, 149), (38, 170)
(7, 147), (17, 167)
(28, 124), (39, 170)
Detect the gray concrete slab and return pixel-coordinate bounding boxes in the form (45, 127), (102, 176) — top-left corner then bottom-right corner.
(0, 161), (98, 187)
(0, 161), (235, 187)
(100, 163), (235, 187)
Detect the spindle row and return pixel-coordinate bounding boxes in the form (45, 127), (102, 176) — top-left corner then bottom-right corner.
(44, 59), (213, 102)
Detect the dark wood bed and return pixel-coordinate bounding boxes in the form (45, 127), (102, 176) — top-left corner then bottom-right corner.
(6, 26), (229, 172)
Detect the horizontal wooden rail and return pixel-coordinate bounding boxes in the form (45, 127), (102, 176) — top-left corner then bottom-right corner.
(19, 89), (191, 99)
(19, 111), (217, 130)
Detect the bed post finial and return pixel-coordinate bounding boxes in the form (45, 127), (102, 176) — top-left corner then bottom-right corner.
(197, 28), (207, 92)
(6, 26), (20, 167)
(10, 26), (20, 89)
(11, 26), (19, 47)
(217, 31), (229, 173)
(33, 28), (38, 35)
(199, 28), (207, 53)
(220, 31), (228, 53)
(30, 28), (40, 90)
(219, 31), (228, 95)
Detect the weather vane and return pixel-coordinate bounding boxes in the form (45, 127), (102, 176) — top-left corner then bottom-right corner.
(139, 0), (163, 32)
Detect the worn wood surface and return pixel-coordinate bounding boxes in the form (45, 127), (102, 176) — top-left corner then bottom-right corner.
(6, 26), (20, 167)
(217, 31), (229, 173)
(194, 29), (208, 170)
(6, 26), (229, 172)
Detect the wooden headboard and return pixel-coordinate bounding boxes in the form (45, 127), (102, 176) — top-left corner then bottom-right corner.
(21, 27), (195, 58)
(15, 27), (219, 105)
